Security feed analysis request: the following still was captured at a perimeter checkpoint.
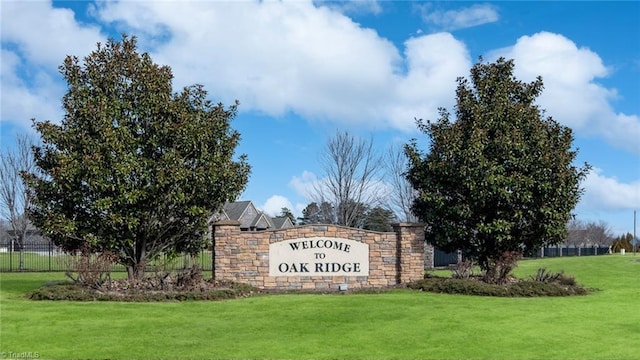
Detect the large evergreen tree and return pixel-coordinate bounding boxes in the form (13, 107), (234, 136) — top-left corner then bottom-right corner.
(279, 207), (296, 226)
(406, 58), (590, 283)
(298, 202), (334, 225)
(362, 206), (397, 232)
(23, 35), (250, 281)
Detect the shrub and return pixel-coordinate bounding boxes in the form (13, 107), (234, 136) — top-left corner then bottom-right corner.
(29, 283), (111, 301)
(531, 267), (562, 283)
(531, 267), (576, 286)
(483, 251), (522, 284)
(29, 280), (258, 302)
(60, 245), (117, 290)
(451, 259), (474, 279)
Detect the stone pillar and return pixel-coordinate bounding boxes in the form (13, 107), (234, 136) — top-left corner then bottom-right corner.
(424, 243), (434, 270)
(212, 220), (241, 281)
(392, 223), (426, 284)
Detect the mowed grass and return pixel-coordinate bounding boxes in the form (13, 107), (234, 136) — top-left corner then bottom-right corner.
(1, 255), (639, 360)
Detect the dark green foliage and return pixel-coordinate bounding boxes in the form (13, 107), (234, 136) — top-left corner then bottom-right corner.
(279, 207), (296, 225)
(408, 277), (589, 297)
(406, 58), (590, 283)
(612, 233), (636, 253)
(298, 201), (395, 231)
(362, 206), (397, 232)
(28, 281), (257, 302)
(298, 202), (334, 225)
(23, 35), (250, 282)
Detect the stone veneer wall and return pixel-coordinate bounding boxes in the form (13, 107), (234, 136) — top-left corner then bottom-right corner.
(212, 221), (430, 291)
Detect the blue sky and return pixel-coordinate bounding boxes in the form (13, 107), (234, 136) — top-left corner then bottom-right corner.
(1, 1), (639, 236)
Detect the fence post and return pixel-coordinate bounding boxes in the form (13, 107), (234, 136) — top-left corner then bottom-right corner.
(211, 223), (216, 281)
(49, 240), (53, 271)
(9, 239), (13, 271)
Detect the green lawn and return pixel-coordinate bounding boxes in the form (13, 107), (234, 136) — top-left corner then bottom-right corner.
(1, 255), (639, 359)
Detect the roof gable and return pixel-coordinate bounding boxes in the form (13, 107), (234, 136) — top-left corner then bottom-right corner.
(252, 213), (274, 230)
(272, 217), (294, 229)
(222, 201), (294, 231)
(224, 201), (252, 222)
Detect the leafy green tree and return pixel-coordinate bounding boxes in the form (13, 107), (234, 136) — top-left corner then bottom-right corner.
(23, 35), (250, 282)
(406, 58), (590, 283)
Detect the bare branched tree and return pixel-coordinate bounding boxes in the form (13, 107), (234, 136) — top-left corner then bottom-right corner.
(566, 219), (615, 248)
(385, 143), (418, 223)
(565, 218), (586, 248)
(0, 134), (37, 270)
(585, 220), (615, 246)
(310, 131), (383, 227)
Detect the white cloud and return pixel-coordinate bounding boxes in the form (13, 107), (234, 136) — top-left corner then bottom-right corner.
(1, 1), (105, 128)
(289, 170), (320, 200)
(490, 32), (640, 155)
(0, 50), (64, 128)
(2, 1), (471, 132)
(1, 1), (104, 68)
(315, 0), (383, 16)
(95, 1), (470, 131)
(4, 3), (636, 160)
(420, 4), (499, 31)
(390, 32), (471, 130)
(260, 195), (294, 217)
(294, 203), (308, 218)
(580, 168), (640, 211)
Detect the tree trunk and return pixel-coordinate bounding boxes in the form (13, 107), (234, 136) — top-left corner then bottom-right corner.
(126, 239), (147, 284)
(18, 234), (24, 271)
(481, 251), (521, 284)
(126, 261), (146, 284)
(18, 249), (24, 271)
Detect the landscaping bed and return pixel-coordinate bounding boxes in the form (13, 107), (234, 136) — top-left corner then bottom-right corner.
(28, 266), (259, 302)
(408, 268), (592, 297)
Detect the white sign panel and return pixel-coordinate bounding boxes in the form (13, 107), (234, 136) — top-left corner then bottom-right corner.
(269, 237), (369, 276)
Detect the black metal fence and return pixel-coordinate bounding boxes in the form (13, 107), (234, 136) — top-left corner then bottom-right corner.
(0, 240), (213, 272)
(537, 246), (611, 257)
(433, 248), (461, 267)
(0, 240), (619, 273)
(432, 245), (614, 268)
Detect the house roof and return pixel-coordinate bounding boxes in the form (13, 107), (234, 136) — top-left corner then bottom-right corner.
(251, 212), (275, 229)
(222, 201), (273, 230)
(272, 216), (293, 229)
(223, 201), (252, 222)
